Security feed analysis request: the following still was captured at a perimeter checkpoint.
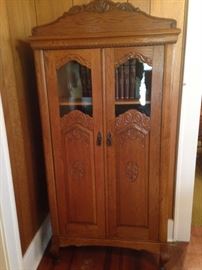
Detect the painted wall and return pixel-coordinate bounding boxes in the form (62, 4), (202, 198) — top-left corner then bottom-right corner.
(0, 0), (187, 253)
(174, 0), (202, 241)
(0, 213), (9, 270)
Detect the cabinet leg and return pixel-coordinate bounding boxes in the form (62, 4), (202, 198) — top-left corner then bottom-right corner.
(159, 245), (170, 270)
(50, 235), (60, 260)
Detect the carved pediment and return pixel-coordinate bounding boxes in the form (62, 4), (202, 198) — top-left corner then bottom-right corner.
(68, 0), (139, 14)
(32, 0), (179, 38)
(31, 0), (180, 46)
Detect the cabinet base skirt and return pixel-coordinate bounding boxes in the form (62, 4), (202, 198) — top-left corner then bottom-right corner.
(59, 236), (161, 253)
(50, 235), (171, 268)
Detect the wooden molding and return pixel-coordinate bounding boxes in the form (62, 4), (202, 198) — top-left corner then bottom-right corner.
(30, 0), (180, 48)
(55, 55), (91, 70)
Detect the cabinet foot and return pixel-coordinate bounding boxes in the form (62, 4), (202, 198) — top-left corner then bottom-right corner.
(159, 246), (170, 270)
(50, 236), (60, 260)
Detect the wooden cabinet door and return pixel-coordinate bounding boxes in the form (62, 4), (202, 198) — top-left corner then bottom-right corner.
(44, 49), (105, 239)
(104, 47), (164, 241)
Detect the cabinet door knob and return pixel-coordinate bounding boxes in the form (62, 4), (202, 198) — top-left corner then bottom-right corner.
(96, 131), (102, 146)
(107, 132), (112, 146)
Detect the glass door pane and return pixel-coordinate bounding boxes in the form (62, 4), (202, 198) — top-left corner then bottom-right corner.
(57, 60), (93, 117)
(115, 58), (152, 116)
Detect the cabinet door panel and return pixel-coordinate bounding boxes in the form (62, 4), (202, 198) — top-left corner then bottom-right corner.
(104, 47), (163, 241)
(114, 110), (150, 228)
(61, 113), (96, 224)
(44, 49), (105, 238)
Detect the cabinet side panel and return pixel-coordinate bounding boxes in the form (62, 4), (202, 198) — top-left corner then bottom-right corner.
(159, 44), (174, 242)
(34, 50), (60, 235)
(151, 0), (187, 220)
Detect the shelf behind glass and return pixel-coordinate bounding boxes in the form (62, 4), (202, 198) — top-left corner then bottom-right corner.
(115, 99), (151, 105)
(59, 97), (92, 106)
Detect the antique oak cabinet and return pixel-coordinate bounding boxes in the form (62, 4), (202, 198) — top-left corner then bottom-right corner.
(29, 0), (180, 263)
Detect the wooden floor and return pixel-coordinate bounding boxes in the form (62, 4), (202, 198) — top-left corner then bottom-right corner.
(38, 227), (202, 270)
(38, 246), (159, 270)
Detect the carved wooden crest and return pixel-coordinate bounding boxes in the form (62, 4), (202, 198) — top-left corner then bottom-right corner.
(68, 0), (139, 14)
(61, 110), (94, 131)
(115, 109), (151, 132)
(114, 110), (150, 147)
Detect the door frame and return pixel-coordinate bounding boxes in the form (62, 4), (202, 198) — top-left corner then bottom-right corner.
(0, 95), (23, 269)
(174, 0), (202, 241)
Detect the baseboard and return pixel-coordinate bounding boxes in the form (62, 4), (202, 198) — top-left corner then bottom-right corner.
(167, 219), (174, 242)
(23, 215), (52, 270)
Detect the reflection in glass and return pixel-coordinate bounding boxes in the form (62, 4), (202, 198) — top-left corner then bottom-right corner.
(57, 61), (92, 117)
(115, 58), (152, 116)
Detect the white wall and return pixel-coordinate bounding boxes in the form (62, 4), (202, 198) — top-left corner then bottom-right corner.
(0, 94), (51, 270)
(174, 0), (202, 241)
(0, 213), (9, 270)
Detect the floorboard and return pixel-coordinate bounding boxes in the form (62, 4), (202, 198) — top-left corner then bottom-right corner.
(38, 246), (159, 270)
(38, 227), (202, 270)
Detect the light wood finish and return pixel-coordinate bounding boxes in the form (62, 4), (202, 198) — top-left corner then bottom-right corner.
(129, 0), (150, 13)
(35, 0), (73, 25)
(33, 50), (60, 238)
(30, 1), (180, 266)
(30, 7), (179, 48)
(44, 49), (105, 238)
(105, 46), (162, 242)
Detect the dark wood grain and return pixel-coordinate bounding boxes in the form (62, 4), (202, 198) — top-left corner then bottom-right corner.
(37, 246), (159, 270)
(38, 227), (202, 269)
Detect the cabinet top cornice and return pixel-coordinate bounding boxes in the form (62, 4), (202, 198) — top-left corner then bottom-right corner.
(30, 0), (180, 49)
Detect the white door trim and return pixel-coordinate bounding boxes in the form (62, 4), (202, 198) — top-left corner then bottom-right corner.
(0, 95), (23, 269)
(174, 0), (202, 241)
